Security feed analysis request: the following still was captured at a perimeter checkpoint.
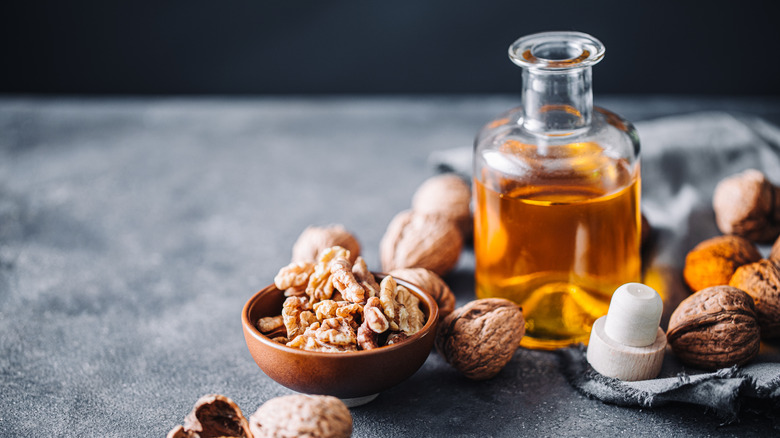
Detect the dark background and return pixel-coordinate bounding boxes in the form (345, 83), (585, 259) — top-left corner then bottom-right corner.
(2, 1), (779, 96)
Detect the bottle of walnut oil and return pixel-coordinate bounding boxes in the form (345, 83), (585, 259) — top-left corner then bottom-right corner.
(473, 31), (641, 350)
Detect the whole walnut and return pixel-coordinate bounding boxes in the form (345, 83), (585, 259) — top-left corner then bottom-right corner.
(291, 225), (361, 264)
(435, 298), (525, 380)
(729, 259), (780, 338)
(771, 235), (780, 262)
(713, 169), (780, 243)
(666, 286), (760, 370)
(249, 394), (352, 438)
(380, 210), (463, 276)
(168, 394), (251, 438)
(682, 235), (761, 292)
(411, 173), (472, 238)
(389, 267), (456, 319)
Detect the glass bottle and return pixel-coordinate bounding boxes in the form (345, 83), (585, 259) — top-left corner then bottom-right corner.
(473, 31), (641, 350)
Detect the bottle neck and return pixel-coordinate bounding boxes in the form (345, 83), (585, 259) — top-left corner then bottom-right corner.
(522, 67), (593, 135)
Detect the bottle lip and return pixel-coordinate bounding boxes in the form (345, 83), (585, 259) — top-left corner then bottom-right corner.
(509, 31), (605, 71)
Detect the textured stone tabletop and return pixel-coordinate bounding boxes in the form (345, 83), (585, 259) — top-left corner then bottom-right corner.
(1, 96), (779, 437)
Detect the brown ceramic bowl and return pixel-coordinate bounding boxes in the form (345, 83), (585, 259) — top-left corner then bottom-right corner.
(242, 274), (438, 406)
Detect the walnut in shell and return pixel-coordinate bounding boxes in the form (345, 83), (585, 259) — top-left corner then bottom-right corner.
(729, 259), (780, 338)
(291, 225), (361, 264)
(682, 235), (761, 292)
(380, 210), (463, 276)
(249, 394), (352, 438)
(435, 298), (525, 380)
(771, 235), (780, 262)
(713, 169), (780, 242)
(389, 267), (456, 319)
(168, 394), (252, 438)
(412, 173), (472, 238)
(666, 286), (760, 370)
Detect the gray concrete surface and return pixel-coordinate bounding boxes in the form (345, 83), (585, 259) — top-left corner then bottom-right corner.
(1, 96), (779, 437)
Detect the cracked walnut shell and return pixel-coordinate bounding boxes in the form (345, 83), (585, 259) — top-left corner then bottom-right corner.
(683, 235), (761, 292)
(291, 225), (361, 264)
(380, 210), (463, 276)
(168, 394), (251, 438)
(249, 394), (352, 438)
(666, 286), (760, 370)
(435, 298), (525, 380)
(729, 259), (780, 338)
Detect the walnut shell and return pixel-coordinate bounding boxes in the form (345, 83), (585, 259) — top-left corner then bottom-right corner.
(435, 298), (525, 380)
(682, 235), (761, 292)
(713, 169), (780, 243)
(380, 210), (463, 276)
(412, 173), (472, 238)
(249, 394), (352, 438)
(168, 394), (251, 438)
(729, 259), (780, 338)
(389, 267), (456, 319)
(666, 286), (760, 370)
(291, 225), (360, 264)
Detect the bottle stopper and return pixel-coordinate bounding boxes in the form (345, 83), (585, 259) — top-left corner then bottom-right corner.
(586, 283), (666, 381)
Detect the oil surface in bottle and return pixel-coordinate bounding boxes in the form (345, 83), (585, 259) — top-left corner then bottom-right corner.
(474, 141), (641, 350)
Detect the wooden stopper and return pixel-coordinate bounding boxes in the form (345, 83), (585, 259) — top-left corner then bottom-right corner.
(586, 283), (666, 381)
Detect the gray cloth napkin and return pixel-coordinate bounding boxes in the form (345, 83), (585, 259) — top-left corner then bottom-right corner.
(430, 111), (780, 422)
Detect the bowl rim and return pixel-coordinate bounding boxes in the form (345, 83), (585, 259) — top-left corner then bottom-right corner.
(241, 273), (439, 357)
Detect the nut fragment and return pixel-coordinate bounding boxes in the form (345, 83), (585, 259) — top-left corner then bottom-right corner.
(167, 394), (252, 438)
(666, 286), (760, 370)
(435, 298), (525, 380)
(729, 259), (780, 338)
(389, 267), (456, 319)
(249, 394), (352, 438)
(380, 209), (463, 276)
(291, 225), (361, 264)
(412, 173), (472, 237)
(713, 169), (780, 242)
(682, 235), (761, 292)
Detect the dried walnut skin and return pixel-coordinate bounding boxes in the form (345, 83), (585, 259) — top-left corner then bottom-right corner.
(729, 259), (780, 338)
(380, 209), (463, 276)
(683, 235), (761, 292)
(667, 286), (760, 370)
(249, 394), (352, 438)
(435, 298), (525, 380)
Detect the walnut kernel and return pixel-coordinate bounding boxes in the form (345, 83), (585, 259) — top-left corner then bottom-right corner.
(666, 286), (760, 370)
(435, 298), (525, 380)
(682, 235), (761, 292)
(249, 394), (352, 438)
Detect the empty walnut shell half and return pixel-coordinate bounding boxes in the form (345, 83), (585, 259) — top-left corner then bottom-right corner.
(291, 225), (361, 264)
(380, 210), (463, 276)
(435, 298), (525, 380)
(249, 394), (352, 438)
(729, 259), (780, 338)
(666, 286), (760, 370)
(682, 235), (761, 292)
(167, 394), (251, 438)
(389, 267), (456, 319)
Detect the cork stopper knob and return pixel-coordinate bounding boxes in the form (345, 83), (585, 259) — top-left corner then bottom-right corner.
(604, 283), (664, 347)
(586, 283), (667, 381)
